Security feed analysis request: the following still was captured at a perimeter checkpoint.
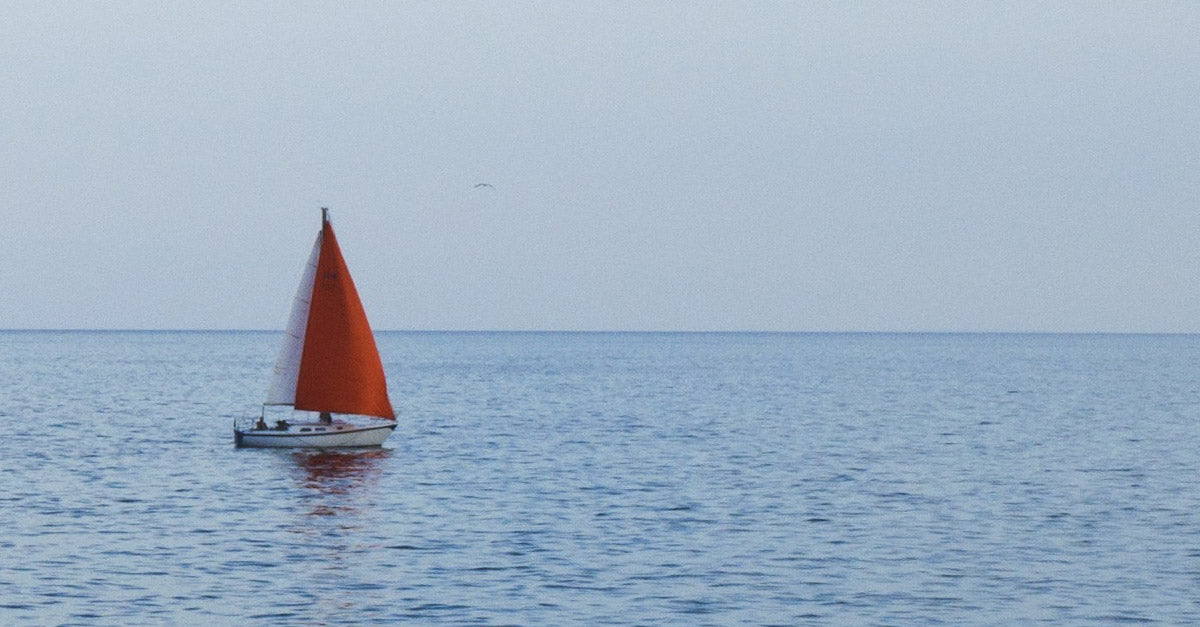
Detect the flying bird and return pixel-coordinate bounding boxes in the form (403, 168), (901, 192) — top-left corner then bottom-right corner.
(474, 183), (494, 189)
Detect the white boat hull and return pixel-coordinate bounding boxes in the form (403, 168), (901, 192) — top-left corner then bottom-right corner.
(234, 422), (396, 448)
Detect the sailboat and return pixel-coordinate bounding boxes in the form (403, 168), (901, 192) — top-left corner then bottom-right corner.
(235, 208), (397, 448)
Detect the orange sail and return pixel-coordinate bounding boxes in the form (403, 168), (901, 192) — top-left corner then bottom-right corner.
(293, 216), (395, 419)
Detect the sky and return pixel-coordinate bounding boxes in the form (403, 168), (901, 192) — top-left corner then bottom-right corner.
(1, 2), (1198, 332)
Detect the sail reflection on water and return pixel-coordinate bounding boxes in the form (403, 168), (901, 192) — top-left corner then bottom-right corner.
(291, 448), (392, 497)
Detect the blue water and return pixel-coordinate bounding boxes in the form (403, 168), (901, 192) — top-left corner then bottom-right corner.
(2, 331), (1199, 624)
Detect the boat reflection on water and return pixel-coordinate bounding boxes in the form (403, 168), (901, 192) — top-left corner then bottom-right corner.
(290, 448), (391, 500)
(285, 448), (393, 589)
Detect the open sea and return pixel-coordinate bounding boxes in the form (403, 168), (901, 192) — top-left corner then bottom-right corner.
(2, 330), (1199, 625)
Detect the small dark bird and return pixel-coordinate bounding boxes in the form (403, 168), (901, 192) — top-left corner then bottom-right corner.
(474, 183), (493, 188)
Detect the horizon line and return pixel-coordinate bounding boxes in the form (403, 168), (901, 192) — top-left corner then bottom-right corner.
(2, 328), (1199, 336)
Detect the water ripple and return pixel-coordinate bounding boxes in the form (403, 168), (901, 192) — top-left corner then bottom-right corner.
(3, 331), (1200, 623)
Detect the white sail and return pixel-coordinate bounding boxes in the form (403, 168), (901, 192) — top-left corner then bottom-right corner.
(265, 231), (322, 405)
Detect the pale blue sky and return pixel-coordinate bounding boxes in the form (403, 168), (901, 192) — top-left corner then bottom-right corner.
(2, 2), (1197, 331)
